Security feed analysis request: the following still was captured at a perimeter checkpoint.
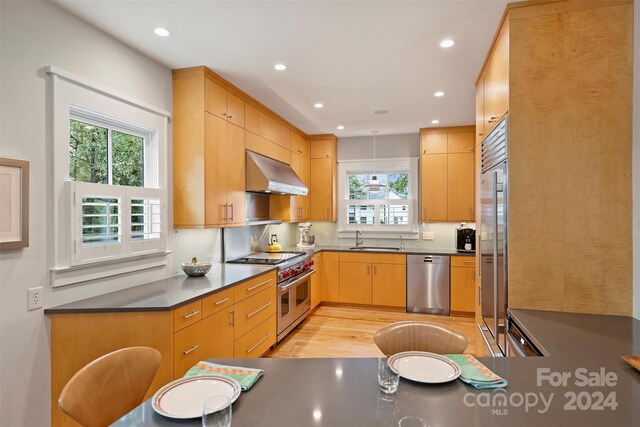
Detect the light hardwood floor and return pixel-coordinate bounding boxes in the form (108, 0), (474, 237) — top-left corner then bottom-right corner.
(266, 304), (478, 358)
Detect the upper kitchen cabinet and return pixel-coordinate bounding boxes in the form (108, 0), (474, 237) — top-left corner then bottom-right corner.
(420, 126), (475, 222)
(476, 0), (633, 316)
(476, 17), (509, 137)
(270, 134), (310, 222)
(205, 78), (245, 128)
(173, 67), (245, 228)
(309, 135), (338, 221)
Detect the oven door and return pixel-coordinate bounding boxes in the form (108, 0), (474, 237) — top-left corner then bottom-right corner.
(276, 269), (315, 339)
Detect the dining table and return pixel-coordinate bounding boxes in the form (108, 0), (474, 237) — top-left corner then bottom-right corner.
(113, 309), (640, 426)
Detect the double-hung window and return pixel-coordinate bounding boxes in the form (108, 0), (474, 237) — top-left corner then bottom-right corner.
(338, 158), (419, 236)
(48, 67), (169, 282)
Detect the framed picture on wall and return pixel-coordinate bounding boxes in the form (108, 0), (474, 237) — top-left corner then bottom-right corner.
(0, 157), (29, 250)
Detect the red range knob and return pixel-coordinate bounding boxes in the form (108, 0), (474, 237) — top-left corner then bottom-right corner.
(310, 260), (315, 266)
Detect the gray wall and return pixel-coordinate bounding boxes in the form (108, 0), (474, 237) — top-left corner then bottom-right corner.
(634, 0), (639, 320)
(337, 133), (420, 160)
(0, 2), (173, 425)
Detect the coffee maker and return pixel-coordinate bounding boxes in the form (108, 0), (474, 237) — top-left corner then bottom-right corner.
(456, 225), (476, 253)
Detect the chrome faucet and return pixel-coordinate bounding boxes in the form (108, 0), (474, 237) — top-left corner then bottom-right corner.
(398, 234), (404, 251)
(355, 230), (364, 247)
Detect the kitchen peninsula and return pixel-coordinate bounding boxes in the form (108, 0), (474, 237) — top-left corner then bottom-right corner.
(111, 309), (640, 426)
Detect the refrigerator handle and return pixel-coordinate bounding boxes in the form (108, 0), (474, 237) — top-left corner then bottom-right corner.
(493, 170), (500, 350)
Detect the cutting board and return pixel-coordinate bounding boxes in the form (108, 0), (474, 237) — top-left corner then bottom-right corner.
(621, 355), (640, 372)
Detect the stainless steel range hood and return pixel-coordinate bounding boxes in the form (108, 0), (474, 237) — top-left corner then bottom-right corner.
(245, 151), (308, 196)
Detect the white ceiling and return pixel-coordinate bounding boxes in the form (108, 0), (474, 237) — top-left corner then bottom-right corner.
(55, 0), (508, 137)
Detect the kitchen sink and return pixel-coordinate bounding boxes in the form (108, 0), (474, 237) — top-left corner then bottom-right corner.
(348, 246), (401, 251)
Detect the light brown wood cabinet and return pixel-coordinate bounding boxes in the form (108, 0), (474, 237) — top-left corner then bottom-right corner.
(478, 18), (509, 136)
(205, 79), (245, 128)
(309, 135), (337, 221)
(321, 251), (340, 302)
(420, 127), (475, 222)
(450, 256), (476, 316)
(50, 270), (276, 426)
(338, 252), (406, 307)
(173, 68), (245, 228)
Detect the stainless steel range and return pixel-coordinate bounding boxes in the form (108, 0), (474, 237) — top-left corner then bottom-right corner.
(228, 251), (316, 342)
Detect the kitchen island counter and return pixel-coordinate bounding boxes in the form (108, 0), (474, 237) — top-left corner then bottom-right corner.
(114, 309), (640, 426)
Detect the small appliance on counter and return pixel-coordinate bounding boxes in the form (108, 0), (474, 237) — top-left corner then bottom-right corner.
(456, 225), (476, 253)
(267, 234), (282, 253)
(297, 222), (315, 249)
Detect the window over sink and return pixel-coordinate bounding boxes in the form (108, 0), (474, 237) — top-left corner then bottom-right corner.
(338, 159), (418, 236)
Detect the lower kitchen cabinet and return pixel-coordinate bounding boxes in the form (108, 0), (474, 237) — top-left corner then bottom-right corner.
(201, 307), (234, 358)
(338, 252), (406, 307)
(371, 263), (407, 307)
(234, 315), (277, 358)
(339, 262), (372, 304)
(321, 252), (340, 302)
(451, 256), (476, 315)
(174, 321), (203, 377)
(233, 286), (276, 339)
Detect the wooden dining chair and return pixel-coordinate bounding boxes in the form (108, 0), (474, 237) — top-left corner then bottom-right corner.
(58, 346), (161, 427)
(374, 321), (468, 356)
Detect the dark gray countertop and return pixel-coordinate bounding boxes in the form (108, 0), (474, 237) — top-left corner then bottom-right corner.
(301, 245), (475, 257)
(113, 309), (640, 426)
(45, 247), (471, 314)
(43, 264), (274, 314)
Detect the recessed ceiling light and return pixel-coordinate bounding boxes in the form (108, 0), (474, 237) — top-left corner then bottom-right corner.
(431, 119), (440, 124)
(314, 103), (324, 109)
(434, 91), (445, 97)
(154, 27), (172, 37)
(440, 39), (455, 48)
(337, 125), (345, 130)
(274, 64), (287, 71)
(373, 109), (389, 115)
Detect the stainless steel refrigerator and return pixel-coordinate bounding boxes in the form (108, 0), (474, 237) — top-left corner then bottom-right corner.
(478, 116), (508, 356)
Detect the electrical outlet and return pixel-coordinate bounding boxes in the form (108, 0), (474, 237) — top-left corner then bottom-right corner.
(28, 287), (43, 311)
(422, 231), (435, 240)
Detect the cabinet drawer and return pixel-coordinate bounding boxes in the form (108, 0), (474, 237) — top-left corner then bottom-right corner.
(234, 315), (276, 358)
(201, 287), (234, 318)
(233, 271), (276, 302)
(174, 321), (203, 378)
(451, 256), (476, 268)
(234, 286), (277, 339)
(173, 299), (202, 332)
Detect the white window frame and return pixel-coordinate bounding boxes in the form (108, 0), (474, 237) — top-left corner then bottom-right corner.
(338, 158), (419, 238)
(47, 66), (170, 287)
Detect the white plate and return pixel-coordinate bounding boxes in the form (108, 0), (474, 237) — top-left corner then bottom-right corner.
(388, 351), (461, 384)
(152, 375), (241, 419)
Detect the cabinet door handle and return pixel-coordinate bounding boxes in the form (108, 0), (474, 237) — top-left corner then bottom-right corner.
(463, 261), (475, 264)
(373, 265), (377, 275)
(367, 265), (370, 276)
(246, 333), (272, 354)
(229, 203), (234, 221)
(222, 112), (227, 117)
(227, 114), (233, 119)
(183, 310), (200, 319)
(247, 301), (272, 318)
(230, 309), (235, 326)
(223, 203), (228, 221)
(214, 297), (230, 305)
(183, 344), (200, 355)
(247, 278), (272, 291)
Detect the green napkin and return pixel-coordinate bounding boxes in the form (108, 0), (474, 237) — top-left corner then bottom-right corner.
(184, 361), (264, 391)
(445, 354), (508, 389)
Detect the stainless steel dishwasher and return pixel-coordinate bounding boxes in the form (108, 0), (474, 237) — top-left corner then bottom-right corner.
(407, 255), (450, 315)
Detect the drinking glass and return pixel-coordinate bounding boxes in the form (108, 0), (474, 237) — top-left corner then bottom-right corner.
(378, 357), (400, 394)
(202, 395), (232, 427)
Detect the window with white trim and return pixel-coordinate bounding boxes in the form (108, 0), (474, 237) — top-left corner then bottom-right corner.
(338, 159), (419, 235)
(48, 67), (169, 281)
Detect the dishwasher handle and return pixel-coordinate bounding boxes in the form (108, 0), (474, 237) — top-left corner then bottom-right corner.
(408, 255), (450, 265)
